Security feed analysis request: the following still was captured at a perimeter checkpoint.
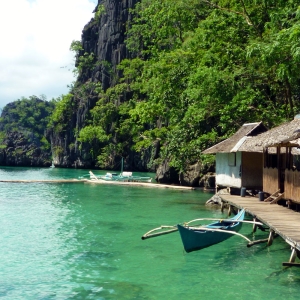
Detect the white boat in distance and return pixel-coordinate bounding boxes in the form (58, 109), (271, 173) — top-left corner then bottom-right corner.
(88, 158), (152, 183)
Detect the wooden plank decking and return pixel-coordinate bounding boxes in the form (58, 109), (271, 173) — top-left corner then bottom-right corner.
(220, 194), (300, 251)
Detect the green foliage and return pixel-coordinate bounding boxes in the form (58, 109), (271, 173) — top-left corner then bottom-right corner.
(78, 125), (109, 144)
(122, 0), (300, 171)
(70, 40), (95, 77)
(70, 40), (83, 55)
(40, 136), (51, 151)
(0, 96), (55, 136)
(78, 53), (95, 73)
(52, 0), (300, 173)
(49, 94), (74, 132)
(95, 4), (105, 21)
(53, 146), (64, 156)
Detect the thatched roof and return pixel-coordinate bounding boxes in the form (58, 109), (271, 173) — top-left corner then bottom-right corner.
(202, 122), (268, 154)
(244, 119), (300, 148)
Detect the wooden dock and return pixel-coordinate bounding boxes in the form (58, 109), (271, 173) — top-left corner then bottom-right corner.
(220, 194), (300, 265)
(0, 178), (196, 190)
(85, 179), (197, 190)
(0, 179), (87, 183)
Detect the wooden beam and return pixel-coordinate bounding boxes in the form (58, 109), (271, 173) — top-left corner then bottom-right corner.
(247, 238), (268, 247)
(282, 262), (300, 267)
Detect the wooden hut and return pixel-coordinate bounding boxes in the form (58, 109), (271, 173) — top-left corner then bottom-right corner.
(246, 117), (300, 204)
(202, 122), (268, 192)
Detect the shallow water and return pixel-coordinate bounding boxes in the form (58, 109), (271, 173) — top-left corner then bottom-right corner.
(0, 167), (299, 299)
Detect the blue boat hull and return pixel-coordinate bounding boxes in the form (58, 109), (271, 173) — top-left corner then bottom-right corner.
(177, 210), (245, 253)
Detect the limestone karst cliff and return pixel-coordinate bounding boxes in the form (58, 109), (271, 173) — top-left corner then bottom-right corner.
(48, 0), (143, 170)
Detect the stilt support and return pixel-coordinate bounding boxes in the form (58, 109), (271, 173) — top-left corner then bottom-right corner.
(267, 230), (274, 246)
(221, 201), (224, 213)
(252, 217), (257, 233)
(289, 247), (297, 263)
(228, 205), (232, 216)
(282, 247), (300, 267)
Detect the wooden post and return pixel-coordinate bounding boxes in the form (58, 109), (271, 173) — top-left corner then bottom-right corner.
(252, 217), (257, 233)
(277, 146), (281, 191)
(221, 200), (224, 213)
(282, 247), (300, 267)
(289, 248), (297, 263)
(228, 205), (232, 216)
(267, 230), (274, 246)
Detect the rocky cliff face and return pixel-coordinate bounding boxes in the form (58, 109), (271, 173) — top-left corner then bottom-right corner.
(47, 0), (207, 186)
(0, 131), (52, 167)
(49, 0), (141, 169)
(82, 0), (138, 90)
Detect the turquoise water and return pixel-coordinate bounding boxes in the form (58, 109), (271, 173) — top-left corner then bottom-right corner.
(0, 167), (299, 299)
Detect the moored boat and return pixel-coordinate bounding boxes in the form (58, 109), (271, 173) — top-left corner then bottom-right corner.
(89, 170), (152, 182)
(177, 209), (245, 253)
(88, 158), (152, 183)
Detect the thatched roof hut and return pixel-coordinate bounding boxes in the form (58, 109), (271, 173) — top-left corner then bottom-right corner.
(202, 122), (268, 190)
(244, 117), (300, 202)
(244, 118), (300, 148)
(203, 122), (268, 154)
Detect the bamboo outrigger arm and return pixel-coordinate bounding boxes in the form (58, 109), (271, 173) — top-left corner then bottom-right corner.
(141, 224), (253, 244)
(185, 218), (265, 226)
(141, 219), (268, 246)
(141, 226), (178, 240)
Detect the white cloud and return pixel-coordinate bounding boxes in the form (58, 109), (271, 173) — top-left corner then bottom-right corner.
(0, 0), (97, 108)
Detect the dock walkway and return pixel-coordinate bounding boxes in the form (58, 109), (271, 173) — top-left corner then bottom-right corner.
(0, 178), (196, 190)
(220, 194), (300, 253)
(86, 179), (196, 190)
(0, 179), (86, 183)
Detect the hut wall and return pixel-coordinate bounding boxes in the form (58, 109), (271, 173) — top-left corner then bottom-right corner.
(216, 152), (242, 188)
(263, 167), (278, 194)
(241, 152), (263, 189)
(285, 169), (300, 203)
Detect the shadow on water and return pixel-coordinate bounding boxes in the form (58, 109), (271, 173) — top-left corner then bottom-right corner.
(72, 250), (118, 262)
(68, 281), (150, 300)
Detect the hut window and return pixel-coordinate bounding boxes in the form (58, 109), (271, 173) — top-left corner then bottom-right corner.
(266, 154), (277, 168)
(228, 153), (236, 166)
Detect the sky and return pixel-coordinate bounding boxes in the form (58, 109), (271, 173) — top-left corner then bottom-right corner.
(0, 0), (98, 109)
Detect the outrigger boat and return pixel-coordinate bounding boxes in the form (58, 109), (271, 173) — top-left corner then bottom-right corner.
(88, 158), (152, 183)
(89, 170), (152, 182)
(177, 209), (245, 252)
(142, 209), (269, 251)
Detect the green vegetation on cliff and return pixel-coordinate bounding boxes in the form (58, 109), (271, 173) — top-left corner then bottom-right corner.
(0, 96), (55, 165)
(56, 0), (300, 173)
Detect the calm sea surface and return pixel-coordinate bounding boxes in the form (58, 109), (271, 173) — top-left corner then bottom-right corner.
(0, 167), (299, 299)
